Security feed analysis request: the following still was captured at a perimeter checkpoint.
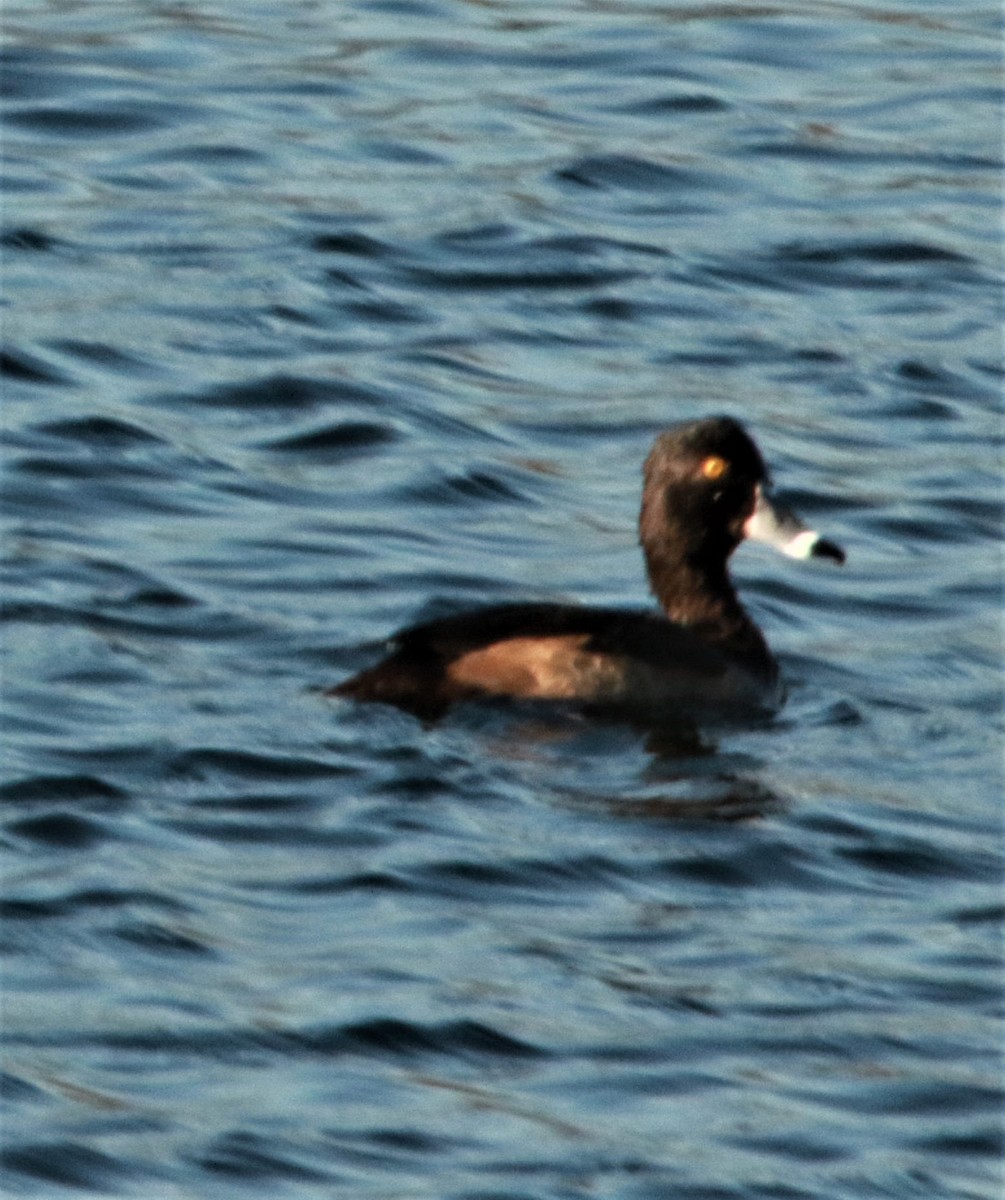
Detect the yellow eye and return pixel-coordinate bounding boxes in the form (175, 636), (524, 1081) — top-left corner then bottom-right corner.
(701, 455), (728, 481)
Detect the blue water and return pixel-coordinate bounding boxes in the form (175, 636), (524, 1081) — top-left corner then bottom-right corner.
(2, 2), (1002, 1197)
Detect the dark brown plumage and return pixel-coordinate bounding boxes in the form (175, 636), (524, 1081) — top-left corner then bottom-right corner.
(331, 416), (843, 721)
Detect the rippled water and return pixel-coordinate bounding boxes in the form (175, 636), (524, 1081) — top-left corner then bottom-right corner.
(2, 2), (1002, 1197)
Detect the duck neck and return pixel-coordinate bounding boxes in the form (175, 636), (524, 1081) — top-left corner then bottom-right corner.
(644, 544), (775, 680)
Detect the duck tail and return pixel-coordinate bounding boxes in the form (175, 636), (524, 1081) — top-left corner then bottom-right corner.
(328, 647), (449, 720)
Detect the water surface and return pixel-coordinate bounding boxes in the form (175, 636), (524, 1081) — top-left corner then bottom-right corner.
(2, 2), (1002, 1197)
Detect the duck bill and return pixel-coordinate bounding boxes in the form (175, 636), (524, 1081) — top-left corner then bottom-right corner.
(743, 486), (845, 564)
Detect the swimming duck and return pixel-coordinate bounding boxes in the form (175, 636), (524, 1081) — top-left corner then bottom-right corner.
(332, 416), (844, 721)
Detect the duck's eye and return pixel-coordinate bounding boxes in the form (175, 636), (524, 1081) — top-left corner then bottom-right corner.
(700, 455), (729, 481)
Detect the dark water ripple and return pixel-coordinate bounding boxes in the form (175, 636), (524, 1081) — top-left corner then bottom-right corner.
(3, 2), (1003, 1198)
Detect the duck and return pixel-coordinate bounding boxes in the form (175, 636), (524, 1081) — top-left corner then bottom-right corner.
(331, 416), (844, 721)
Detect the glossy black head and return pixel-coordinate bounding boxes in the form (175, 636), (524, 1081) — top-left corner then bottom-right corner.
(640, 416), (767, 567)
